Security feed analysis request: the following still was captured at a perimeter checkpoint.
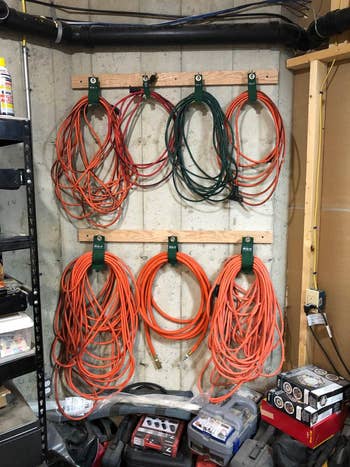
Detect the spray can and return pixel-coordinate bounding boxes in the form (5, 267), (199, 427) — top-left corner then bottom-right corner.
(0, 57), (14, 116)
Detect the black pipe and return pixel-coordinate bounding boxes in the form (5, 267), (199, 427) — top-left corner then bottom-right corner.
(70, 22), (308, 49)
(0, 0), (349, 52)
(307, 7), (350, 49)
(0, 0), (309, 50)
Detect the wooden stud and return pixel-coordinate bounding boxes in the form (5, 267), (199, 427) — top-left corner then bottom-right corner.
(298, 60), (328, 366)
(72, 69), (278, 89)
(78, 229), (273, 244)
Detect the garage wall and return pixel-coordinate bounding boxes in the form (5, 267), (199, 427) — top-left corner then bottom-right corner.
(0, 0), (292, 399)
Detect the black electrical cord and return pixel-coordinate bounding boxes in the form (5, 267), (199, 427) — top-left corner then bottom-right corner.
(25, 0), (180, 20)
(165, 84), (238, 203)
(309, 325), (340, 375)
(25, 0), (309, 26)
(329, 335), (350, 377)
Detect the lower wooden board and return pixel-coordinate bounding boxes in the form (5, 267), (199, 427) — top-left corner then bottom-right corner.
(78, 229), (273, 244)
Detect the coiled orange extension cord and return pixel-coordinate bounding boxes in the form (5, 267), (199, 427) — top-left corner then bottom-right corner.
(198, 254), (284, 403)
(51, 251), (139, 420)
(52, 96), (133, 228)
(137, 252), (211, 367)
(116, 89), (176, 188)
(225, 90), (285, 206)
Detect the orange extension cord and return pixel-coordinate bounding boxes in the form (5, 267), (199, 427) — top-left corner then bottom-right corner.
(116, 89), (176, 188)
(52, 96), (133, 228)
(51, 251), (139, 420)
(198, 254), (284, 403)
(137, 252), (211, 367)
(225, 90), (285, 206)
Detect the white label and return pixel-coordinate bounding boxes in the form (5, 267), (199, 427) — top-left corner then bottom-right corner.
(192, 416), (234, 442)
(296, 406), (302, 421)
(62, 397), (93, 417)
(307, 313), (326, 326)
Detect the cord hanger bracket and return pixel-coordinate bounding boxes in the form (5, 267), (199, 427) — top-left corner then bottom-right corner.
(194, 73), (204, 102)
(92, 234), (105, 271)
(247, 71), (257, 103)
(88, 76), (100, 105)
(142, 73), (157, 98)
(167, 235), (178, 265)
(241, 236), (254, 273)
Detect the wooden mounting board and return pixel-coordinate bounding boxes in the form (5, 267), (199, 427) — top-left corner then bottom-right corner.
(72, 69), (278, 89)
(78, 229), (273, 244)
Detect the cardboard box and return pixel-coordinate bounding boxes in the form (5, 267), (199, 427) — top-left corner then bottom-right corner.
(267, 388), (342, 426)
(261, 399), (348, 449)
(277, 365), (350, 409)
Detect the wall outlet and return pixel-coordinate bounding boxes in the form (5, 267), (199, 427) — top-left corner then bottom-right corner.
(305, 289), (326, 309)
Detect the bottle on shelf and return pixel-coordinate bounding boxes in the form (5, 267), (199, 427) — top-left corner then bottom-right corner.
(0, 57), (14, 116)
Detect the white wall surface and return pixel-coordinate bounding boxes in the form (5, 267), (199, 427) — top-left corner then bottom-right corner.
(0, 0), (292, 399)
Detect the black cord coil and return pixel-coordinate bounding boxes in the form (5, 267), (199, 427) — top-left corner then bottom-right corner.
(165, 77), (238, 203)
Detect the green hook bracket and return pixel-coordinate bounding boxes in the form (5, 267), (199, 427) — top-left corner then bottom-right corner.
(247, 71), (257, 103)
(241, 236), (254, 274)
(168, 236), (178, 265)
(92, 235), (105, 271)
(88, 76), (100, 105)
(194, 74), (204, 102)
(142, 74), (151, 99)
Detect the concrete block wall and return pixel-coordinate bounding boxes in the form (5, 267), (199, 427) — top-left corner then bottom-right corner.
(0, 0), (292, 399)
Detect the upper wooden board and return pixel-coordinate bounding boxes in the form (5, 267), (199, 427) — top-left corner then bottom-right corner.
(72, 70), (278, 89)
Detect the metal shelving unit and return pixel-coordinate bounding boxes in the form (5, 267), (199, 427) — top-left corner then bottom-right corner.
(0, 116), (47, 466)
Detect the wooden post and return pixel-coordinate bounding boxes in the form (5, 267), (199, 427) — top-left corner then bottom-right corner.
(298, 60), (328, 366)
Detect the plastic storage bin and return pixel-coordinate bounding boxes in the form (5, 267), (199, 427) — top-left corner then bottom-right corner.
(0, 312), (33, 363)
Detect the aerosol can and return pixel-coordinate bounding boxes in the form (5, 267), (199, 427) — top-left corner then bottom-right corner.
(0, 57), (14, 116)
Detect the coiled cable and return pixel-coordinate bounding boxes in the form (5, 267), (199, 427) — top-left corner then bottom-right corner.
(165, 86), (238, 202)
(137, 252), (211, 367)
(198, 254), (284, 403)
(52, 96), (133, 228)
(51, 251), (139, 420)
(116, 89), (176, 188)
(225, 90), (285, 206)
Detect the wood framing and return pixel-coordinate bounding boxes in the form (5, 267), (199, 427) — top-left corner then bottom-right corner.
(287, 42), (350, 70)
(297, 60), (328, 366)
(72, 69), (278, 89)
(78, 229), (273, 244)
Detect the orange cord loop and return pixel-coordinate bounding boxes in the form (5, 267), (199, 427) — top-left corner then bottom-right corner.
(116, 89), (176, 188)
(52, 96), (133, 228)
(225, 90), (286, 206)
(198, 254), (284, 403)
(52, 251), (139, 420)
(137, 252), (211, 365)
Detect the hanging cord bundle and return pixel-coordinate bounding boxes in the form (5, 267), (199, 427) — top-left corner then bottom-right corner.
(116, 84), (176, 188)
(52, 95), (133, 228)
(51, 251), (139, 420)
(225, 90), (286, 206)
(137, 251), (211, 368)
(165, 74), (238, 203)
(198, 254), (284, 403)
